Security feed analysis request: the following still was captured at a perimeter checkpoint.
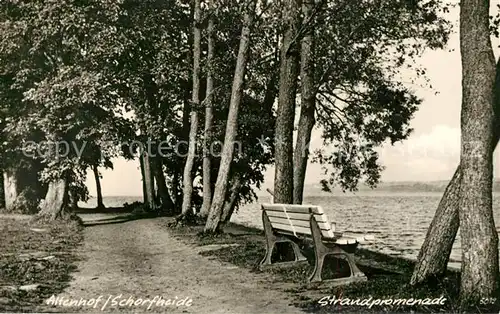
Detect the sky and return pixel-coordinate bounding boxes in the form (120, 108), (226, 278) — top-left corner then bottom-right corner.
(85, 5), (500, 197)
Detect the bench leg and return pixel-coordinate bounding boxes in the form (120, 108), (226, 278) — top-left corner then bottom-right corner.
(260, 236), (275, 266)
(309, 252), (326, 282)
(309, 244), (367, 283)
(290, 239), (307, 263)
(260, 237), (307, 268)
(345, 252), (367, 279)
(260, 211), (307, 268)
(309, 239), (329, 282)
(309, 215), (366, 284)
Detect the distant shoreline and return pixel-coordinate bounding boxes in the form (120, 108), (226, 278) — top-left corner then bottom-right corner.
(297, 180), (500, 195)
(85, 183), (500, 199)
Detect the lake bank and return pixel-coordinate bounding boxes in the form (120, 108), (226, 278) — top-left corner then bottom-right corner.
(3, 208), (497, 312)
(81, 192), (500, 266)
(166, 216), (474, 312)
(69, 208), (471, 312)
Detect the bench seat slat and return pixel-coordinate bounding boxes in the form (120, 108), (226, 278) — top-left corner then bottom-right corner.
(265, 211), (330, 224)
(266, 211), (310, 221)
(272, 222), (335, 239)
(272, 222), (310, 235)
(321, 229), (336, 240)
(268, 216), (332, 231)
(262, 203), (324, 214)
(312, 213), (331, 224)
(314, 214), (331, 226)
(331, 237), (358, 245)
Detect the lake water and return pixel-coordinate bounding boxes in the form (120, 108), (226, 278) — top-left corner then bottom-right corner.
(81, 192), (500, 264)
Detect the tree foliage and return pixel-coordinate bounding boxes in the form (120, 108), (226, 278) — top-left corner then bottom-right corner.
(309, 0), (451, 191)
(0, 0), (451, 218)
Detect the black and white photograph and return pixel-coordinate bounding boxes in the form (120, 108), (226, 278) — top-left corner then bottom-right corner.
(1, 0), (500, 312)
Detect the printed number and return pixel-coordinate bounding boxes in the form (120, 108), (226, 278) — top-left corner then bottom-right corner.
(480, 298), (497, 305)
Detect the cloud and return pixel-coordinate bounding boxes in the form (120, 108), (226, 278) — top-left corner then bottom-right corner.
(379, 125), (460, 181)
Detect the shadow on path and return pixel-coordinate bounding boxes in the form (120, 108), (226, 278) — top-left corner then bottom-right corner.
(80, 212), (164, 227)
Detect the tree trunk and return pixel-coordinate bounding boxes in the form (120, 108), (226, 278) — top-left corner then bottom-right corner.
(293, 0), (316, 205)
(410, 59), (500, 286)
(410, 168), (461, 284)
(69, 187), (78, 211)
(181, 0), (202, 216)
(153, 157), (174, 214)
(200, 0), (215, 218)
(0, 169), (4, 209)
(274, 0), (301, 204)
(172, 171), (182, 214)
(139, 153), (147, 203)
(92, 164), (105, 209)
(142, 152), (155, 210)
(457, 0), (498, 305)
(3, 168), (19, 212)
(220, 174), (242, 225)
(204, 1), (256, 233)
(2, 163), (43, 214)
(37, 177), (69, 220)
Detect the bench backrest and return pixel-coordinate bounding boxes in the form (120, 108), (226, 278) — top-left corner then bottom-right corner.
(261, 203), (335, 239)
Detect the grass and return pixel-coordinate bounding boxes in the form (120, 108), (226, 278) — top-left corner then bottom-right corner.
(168, 221), (500, 313)
(0, 215), (83, 312)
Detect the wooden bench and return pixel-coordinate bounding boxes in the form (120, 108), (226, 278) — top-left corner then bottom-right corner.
(259, 203), (369, 285)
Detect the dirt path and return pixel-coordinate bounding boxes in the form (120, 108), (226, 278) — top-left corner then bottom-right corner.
(50, 214), (304, 313)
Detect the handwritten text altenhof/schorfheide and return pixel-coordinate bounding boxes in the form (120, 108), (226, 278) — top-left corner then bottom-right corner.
(46, 294), (193, 310)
